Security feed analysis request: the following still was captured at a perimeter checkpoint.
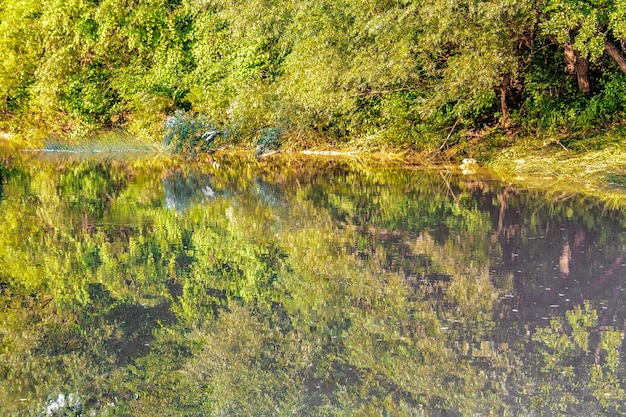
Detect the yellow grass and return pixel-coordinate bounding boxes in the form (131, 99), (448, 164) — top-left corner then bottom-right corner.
(487, 132), (626, 209)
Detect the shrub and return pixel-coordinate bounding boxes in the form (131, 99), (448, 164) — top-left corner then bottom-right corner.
(255, 127), (282, 156)
(163, 110), (222, 154)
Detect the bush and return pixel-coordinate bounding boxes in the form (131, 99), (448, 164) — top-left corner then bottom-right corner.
(163, 110), (223, 154)
(255, 127), (282, 156)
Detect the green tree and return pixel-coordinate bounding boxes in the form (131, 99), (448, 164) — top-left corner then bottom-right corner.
(541, 0), (626, 93)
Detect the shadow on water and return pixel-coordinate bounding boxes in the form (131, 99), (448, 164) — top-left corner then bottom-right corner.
(0, 152), (625, 416)
(83, 283), (177, 366)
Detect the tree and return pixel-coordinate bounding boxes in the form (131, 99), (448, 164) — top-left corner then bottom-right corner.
(0, 0), (43, 114)
(541, 0), (626, 93)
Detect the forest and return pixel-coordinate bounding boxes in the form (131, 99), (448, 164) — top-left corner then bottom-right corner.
(1, 0), (626, 153)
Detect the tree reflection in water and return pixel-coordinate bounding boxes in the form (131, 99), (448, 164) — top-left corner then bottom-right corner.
(0, 155), (624, 416)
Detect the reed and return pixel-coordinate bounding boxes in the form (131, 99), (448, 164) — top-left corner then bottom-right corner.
(41, 130), (163, 153)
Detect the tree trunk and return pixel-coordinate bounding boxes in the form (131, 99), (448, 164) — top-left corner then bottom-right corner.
(564, 41), (591, 94)
(564, 41), (577, 75)
(604, 38), (626, 75)
(574, 51), (591, 94)
(499, 74), (510, 129)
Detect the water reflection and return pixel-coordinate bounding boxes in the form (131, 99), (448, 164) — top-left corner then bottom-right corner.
(163, 170), (217, 211)
(0, 154), (625, 416)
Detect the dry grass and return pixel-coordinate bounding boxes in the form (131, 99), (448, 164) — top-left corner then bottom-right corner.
(487, 131), (626, 208)
(39, 130), (163, 153)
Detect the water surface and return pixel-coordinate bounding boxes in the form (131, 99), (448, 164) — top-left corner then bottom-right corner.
(1, 149), (625, 416)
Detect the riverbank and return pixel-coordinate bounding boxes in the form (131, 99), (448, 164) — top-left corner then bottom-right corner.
(253, 126), (626, 208)
(486, 129), (626, 208)
(301, 126), (626, 207)
(2, 126), (625, 207)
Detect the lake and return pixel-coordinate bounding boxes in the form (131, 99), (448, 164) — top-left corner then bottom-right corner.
(1, 147), (625, 416)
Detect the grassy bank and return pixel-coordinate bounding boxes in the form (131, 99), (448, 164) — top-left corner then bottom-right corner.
(257, 126), (626, 208)
(481, 128), (626, 208)
(2, 125), (625, 208)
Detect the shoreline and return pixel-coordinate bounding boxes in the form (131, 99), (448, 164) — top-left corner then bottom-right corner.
(3, 128), (625, 207)
(261, 132), (626, 207)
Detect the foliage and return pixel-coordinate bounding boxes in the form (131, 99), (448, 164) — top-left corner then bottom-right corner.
(2, 0), (626, 147)
(255, 127), (282, 156)
(163, 110), (223, 154)
(540, 0), (626, 61)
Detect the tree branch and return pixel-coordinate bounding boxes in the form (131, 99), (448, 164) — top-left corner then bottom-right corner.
(604, 38), (626, 75)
